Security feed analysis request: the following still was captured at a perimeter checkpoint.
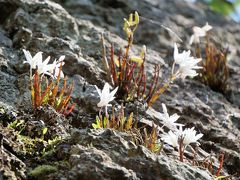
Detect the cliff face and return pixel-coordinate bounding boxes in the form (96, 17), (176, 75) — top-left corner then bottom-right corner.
(0, 0), (240, 179)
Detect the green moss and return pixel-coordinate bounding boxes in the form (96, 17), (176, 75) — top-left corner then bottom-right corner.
(28, 165), (57, 178)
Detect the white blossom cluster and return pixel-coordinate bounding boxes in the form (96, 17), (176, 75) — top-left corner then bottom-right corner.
(23, 49), (65, 79)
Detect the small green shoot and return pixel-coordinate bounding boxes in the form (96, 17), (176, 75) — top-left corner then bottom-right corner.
(7, 119), (24, 129)
(41, 127), (48, 140)
(92, 105), (134, 132)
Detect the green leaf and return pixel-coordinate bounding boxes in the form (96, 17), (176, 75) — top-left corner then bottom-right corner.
(7, 119), (24, 129)
(92, 123), (99, 129)
(103, 116), (109, 128)
(207, 0), (235, 15)
(42, 127), (48, 135)
(92, 116), (102, 129)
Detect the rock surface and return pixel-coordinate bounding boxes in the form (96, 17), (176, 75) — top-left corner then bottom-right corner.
(0, 0), (240, 179)
(53, 128), (213, 180)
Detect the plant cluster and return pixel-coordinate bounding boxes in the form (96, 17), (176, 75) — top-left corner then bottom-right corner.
(19, 11), (229, 178)
(189, 23), (229, 93)
(101, 12), (160, 103)
(102, 12), (201, 106)
(94, 12), (206, 156)
(92, 104), (134, 131)
(92, 13), (230, 177)
(93, 82), (160, 153)
(23, 50), (74, 116)
(93, 82), (135, 132)
(149, 103), (202, 162)
(93, 81), (204, 157)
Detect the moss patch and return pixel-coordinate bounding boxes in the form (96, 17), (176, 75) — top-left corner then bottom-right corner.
(28, 165), (57, 178)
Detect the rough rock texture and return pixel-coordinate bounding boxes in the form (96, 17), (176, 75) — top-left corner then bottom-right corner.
(0, 0), (240, 179)
(48, 128), (213, 180)
(68, 129), (213, 180)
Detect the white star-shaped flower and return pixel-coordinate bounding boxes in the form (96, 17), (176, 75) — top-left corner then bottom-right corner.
(173, 44), (191, 65)
(51, 55), (65, 79)
(23, 49), (42, 70)
(162, 126), (203, 148)
(158, 103), (184, 130)
(174, 43), (202, 79)
(182, 127), (203, 146)
(23, 49), (66, 78)
(161, 130), (179, 148)
(36, 56), (54, 77)
(95, 83), (118, 112)
(189, 22), (212, 45)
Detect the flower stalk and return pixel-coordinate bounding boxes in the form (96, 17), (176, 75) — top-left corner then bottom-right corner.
(147, 74), (177, 107)
(179, 137), (184, 162)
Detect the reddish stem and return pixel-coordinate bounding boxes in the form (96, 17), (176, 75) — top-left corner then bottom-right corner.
(179, 138), (184, 162)
(216, 153), (224, 177)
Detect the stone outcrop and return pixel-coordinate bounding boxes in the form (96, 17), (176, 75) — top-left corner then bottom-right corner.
(0, 0), (240, 179)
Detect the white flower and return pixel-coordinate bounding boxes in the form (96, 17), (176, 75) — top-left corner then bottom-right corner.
(23, 49), (66, 78)
(182, 127), (203, 146)
(51, 55), (65, 79)
(161, 130), (179, 148)
(95, 83), (118, 109)
(158, 103), (184, 130)
(189, 22), (212, 45)
(36, 56), (55, 77)
(178, 59), (202, 79)
(23, 49), (55, 78)
(173, 43), (191, 65)
(162, 126), (203, 148)
(174, 43), (202, 79)
(23, 49), (42, 69)
(202, 22), (212, 32)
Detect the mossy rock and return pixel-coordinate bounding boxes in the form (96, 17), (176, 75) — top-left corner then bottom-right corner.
(28, 165), (57, 179)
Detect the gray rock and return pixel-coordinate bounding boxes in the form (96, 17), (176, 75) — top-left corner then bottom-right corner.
(69, 144), (139, 180)
(63, 128), (214, 180)
(0, 0), (240, 179)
